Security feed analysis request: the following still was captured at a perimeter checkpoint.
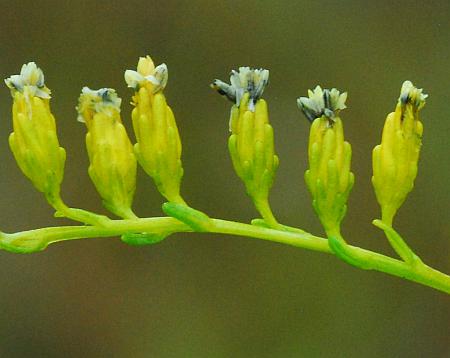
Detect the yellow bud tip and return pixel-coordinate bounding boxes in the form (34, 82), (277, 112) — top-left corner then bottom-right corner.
(124, 55), (168, 93)
(76, 87), (121, 124)
(211, 66), (269, 111)
(4, 62), (51, 99)
(137, 56), (155, 76)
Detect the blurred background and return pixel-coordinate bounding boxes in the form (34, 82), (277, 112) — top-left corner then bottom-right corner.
(0, 1), (449, 357)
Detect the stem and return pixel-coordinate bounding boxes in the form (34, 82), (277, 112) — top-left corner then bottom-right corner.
(253, 198), (280, 229)
(167, 194), (187, 206)
(0, 217), (190, 250)
(331, 232), (450, 293)
(251, 218), (306, 234)
(211, 218), (329, 253)
(47, 194), (111, 226)
(373, 219), (422, 265)
(116, 207), (139, 220)
(1, 216), (449, 294)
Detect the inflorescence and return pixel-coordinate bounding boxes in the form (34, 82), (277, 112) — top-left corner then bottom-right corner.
(2, 55), (448, 295)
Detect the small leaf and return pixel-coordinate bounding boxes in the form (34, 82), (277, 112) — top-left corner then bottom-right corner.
(162, 202), (212, 232)
(121, 232), (168, 246)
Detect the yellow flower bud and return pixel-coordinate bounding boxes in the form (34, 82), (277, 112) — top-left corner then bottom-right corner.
(77, 87), (137, 219)
(298, 86), (353, 234)
(137, 56), (156, 76)
(125, 56), (184, 204)
(212, 67), (279, 227)
(5, 62), (66, 199)
(372, 81), (426, 225)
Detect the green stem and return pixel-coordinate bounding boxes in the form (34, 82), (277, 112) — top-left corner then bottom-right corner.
(251, 218), (306, 234)
(373, 219), (422, 265)
(326, 231), (450, 294)
(1, 216), (449, 294)
(0, 217), (190, 252)
(47, 194), (111, 226)
(253, 198), (280, 229)
(166, 194), (187, 206)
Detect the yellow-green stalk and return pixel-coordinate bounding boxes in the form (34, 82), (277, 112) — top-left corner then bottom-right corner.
(298, 86), (353, 236)
(211, 67), (279, 228)
(125, 56), (184, 204)
(372, 81), (426, 226)
(77, 87), (137, 219)
(4, 62), (66, 202)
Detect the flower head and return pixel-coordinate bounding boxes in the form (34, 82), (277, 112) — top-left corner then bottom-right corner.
(76, 87), (122, 124)
(372, 80), (426, 225)
(398, 80), (427, 110)
(126, 55), (185, 204)
(5, 62), (65, 198)
(297, 86), (347, 123)
(76, 86), (136, 218)
(124, 56), (168, 93)
(211, 67), (269, 111)
(4, 62), (51, 99)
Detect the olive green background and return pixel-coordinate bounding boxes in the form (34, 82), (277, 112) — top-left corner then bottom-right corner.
(0, 1), (449, 357)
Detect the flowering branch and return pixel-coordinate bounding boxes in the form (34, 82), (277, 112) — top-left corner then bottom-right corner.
(1, 58), (449, 296)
